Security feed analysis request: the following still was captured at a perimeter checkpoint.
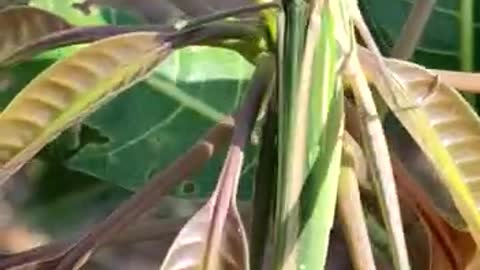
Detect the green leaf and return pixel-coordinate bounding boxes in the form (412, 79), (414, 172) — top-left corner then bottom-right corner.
(359, 0), (480, 70)
(66, 46), (257, 198)
(0, 32), (171, 185)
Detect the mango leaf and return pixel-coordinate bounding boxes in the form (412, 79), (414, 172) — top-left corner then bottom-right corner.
(359, 48), (480, 244)
(0, 60), (53, 108)
(0, 32), (171, 185)
(159, 158), (249, 270)
(0, 6), (172, 68)
(66, 46), (256, 198)
(393, 148), (476, 270)
(385, 112), (466, 229)
(0, 6), (72, 66)
(359, 0), (480, 70)
(0, 1), (109, 111)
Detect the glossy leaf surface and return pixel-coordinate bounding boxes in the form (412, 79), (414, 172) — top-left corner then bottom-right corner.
(0, 32), (171, 185)
(359, 48), (480, 244)
(394, 149), (476, 270)
(66, 47), (256, 198)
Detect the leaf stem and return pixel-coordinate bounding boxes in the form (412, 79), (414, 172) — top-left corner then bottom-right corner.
(201, 53), (275, 270)
(391, 0), (436, 59)
(183, 2), (280, 29)
(250, 101), (277, 270)
(344, 8), (411, 266)
(344, 54), (411, 270)
(431, 70), (480, 92)
(4, 22), (260, 67)
(338, 133), (377, 270)
(460, 0), (474, 72)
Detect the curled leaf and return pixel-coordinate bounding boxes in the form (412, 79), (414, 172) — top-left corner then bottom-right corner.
(159, 193), (249, 270)
(384, 113), (466, 230)
(393, 148), (476, 270)
(0, 32), (171, 185)
(0, 6), (72, 65)
(359, 47), (480, 244)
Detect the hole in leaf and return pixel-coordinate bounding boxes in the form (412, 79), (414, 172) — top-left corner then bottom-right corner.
(79, 124), (110, 145)
(181, 180), (196, 195)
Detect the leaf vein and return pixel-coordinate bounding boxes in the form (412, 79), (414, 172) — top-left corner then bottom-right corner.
(415, 46), (458, 57)
(107, 106), (184, 156)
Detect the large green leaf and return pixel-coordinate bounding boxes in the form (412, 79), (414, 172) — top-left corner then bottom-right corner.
(360, 0), (480, 70)
(66, 46), (257, 198)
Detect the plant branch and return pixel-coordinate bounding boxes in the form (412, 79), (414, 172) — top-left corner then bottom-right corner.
(250, 98), (277, 270)
(182, 2), (280, 29)
(5, 2), (280, 66)
(338, 132), (377, 270)
(5, 21), (261, 67)
(344, 52), (410, 270)
(344, 7), (411, 269)
(200, 53), (274, 270)
(431, 70), (480, 93)
(391, 0), (436, 59)
(460, 0), (474, 71)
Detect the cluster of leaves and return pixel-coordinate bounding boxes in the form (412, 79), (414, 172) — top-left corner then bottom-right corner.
(0, 0), (480, 270)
